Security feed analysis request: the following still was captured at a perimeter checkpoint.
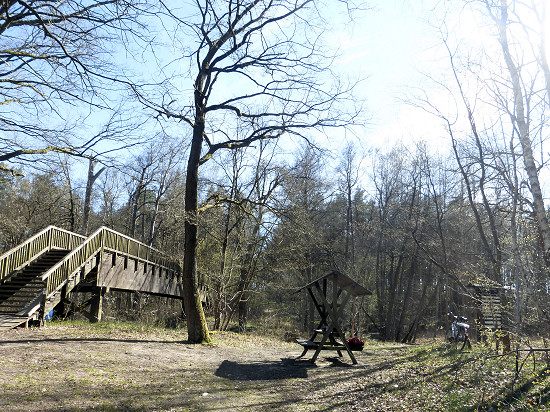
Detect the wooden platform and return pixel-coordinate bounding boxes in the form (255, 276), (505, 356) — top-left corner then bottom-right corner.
(0, 314), (32, 331)
(0, 226), (183, 331)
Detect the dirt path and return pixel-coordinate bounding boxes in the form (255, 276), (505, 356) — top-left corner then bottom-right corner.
(0, 323), (451, 411)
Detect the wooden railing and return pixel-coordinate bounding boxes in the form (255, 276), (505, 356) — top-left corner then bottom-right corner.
(0, 226), (86, 282)
(101, 228), (180, 273)
(42, 227), (181, 297)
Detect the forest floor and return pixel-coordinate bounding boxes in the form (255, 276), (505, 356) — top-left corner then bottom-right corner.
(0, 321), (549, 411)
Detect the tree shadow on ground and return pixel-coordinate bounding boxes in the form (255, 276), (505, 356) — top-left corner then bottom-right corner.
(215, 358), (317, 380)
(0, 337), (183, 345)
(469, 366), (550, 411)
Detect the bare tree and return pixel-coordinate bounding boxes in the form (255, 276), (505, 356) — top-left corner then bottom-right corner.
(0, 0), (144, 175)
(126, 153), (155, 239)
(81, 160), (107, 236)
(135, 0), (361, 342)
(483, 0), (550, 257)
(337, 143), (361, 274)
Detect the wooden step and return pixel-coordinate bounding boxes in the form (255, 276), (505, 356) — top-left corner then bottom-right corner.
(3, 281), (42, 287)
(0, 296), (38, 303)
(0, 291), (40, 298)
(0, 250), (63, 326)
(0, 284), (43, 292)
(0, 301), (28, 308)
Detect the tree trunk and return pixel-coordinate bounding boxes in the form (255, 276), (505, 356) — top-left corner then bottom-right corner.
(148, 171), (167, 246)
(183, 112), (211, 344)
(128, 173), (144, 239)
(493, 0), (550, 255)
(80, 159), (95, 236)
(214, 197), (233, 330)
(221, 204), (265, 332)
(539, 1), (550, 104)
(396, 251), (418, 342)
(81, 159), (106, 236)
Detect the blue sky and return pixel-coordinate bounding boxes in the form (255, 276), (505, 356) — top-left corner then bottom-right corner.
(348, 0), (549, 155)
(62, 0), (550, 194)
(325, 0), (446, 151)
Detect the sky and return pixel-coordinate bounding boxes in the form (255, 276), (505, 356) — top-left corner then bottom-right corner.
(74, 0), (465, 168)
(345, 0), (549, 156)
(335, 0), (446, 151)
(51, 0), (550, 199)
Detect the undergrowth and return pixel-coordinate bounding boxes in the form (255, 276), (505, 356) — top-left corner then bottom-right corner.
(395, 342), (550, 411)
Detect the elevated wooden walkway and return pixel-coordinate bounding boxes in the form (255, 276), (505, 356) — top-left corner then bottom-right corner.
(0, 226), (182, 331)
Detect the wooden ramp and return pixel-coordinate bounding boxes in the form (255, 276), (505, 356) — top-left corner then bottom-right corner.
(0, 226), (182, 330)
(0, 314), (33, 331)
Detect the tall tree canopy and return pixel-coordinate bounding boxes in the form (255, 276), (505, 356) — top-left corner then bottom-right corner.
(133, 0), (361, 342)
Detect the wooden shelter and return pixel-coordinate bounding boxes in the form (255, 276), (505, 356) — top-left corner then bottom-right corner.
(466, 283), (510, 330)
(296, 271), (372, 364)
(467, 283), (512, 351)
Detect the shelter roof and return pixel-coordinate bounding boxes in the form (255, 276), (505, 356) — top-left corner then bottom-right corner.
(298, 271), (372, 297)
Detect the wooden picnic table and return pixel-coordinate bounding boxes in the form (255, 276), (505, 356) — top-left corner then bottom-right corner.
(296, 271), (371, 364)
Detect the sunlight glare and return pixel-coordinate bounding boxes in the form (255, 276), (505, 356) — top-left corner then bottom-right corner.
(545, 2), (550, 60)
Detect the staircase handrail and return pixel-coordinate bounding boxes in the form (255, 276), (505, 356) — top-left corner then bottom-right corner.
(0, 226), (86, 282)
(42, 226), (181, 296)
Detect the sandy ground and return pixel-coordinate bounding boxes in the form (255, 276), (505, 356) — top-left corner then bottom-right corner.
(0, 323), (411, 411)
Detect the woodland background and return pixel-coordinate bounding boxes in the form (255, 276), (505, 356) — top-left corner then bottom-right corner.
(0, 0), (549, 344)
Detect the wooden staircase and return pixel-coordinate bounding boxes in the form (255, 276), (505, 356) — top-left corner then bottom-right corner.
(0, 226), (182, 331)
(0, 249), (70, 330)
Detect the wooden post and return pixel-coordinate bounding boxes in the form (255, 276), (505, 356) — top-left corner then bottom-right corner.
(91, 229), (106, 324)
(48, 227), (53, 251)
(39, 287), (47, 326)
(90, 287), (104, 323)
(52, 285), (67, 319)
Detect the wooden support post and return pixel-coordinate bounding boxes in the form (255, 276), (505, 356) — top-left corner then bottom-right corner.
(52, 285), (67, 319)
(90, 287), (105, 323)
(39, 287), (47, 326)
